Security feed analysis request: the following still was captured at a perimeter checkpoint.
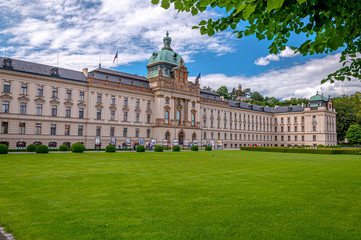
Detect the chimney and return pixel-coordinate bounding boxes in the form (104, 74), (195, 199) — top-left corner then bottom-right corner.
(82, 68), (88, 77)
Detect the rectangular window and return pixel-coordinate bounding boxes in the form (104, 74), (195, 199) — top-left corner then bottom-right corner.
(21, 83), (27, 95)
(147, 129), (151, 138)
(97, 109), (101, 120)
(78, 126), (83, 136)
(52, 88), (58, 98)
(294, 117), (297, 122)
(123, 112), (128, 121)
(224, 122), (226, 129)
(124, 97), (128, 106)
(313, 115), (316, 122)
(97, 93), (102, 103)
(110, 127), (115, 137)
(275, 136), (278, 141)
(211, 120), (213, 128)
(20, 102), (26, 114)
(294, 126), (297, 132)
(165, 111), (169, 124)
(110, 111), (115, 120)
(66, 107), (71, 118)
(288, 126), (290, 132)
(80, 91), (85, 101)
(147, 114), (150, 123)
(36, 104), (42, 115)
(302, 126), (305, 132)
(135, 128), (139, 137)
(65, 125), (70, 135)
(79, 108), (84, 119)
(136, 99), (140, 108)
(111, 95), (115, 105)
(313, 125), (316, 131)
(136, 113), (140, 122)
(51, 124), (56, 135)
(295, 135), (298, 141)
(203, 119), (206, 127)
(123, 128), (127, 137)
(288, 136), (290, 141)
(3, 81), (10, 93)
(211, 132), (214, 139)
(1, 122), (8, 134)
(302, 135), (305, 141)
(275, 127), (277, 132)
(35, 123), (41, 135)
(224, 133), (227, 140)
(96, 126), (101, 136)
(313, 135), (316, 141)
(37, 86), (43, 96)
(287, 117), (290, 123)
(66, 89), (72, 100)
(281, 118), (284, 123)
(147, 101), (151, 109)
(19, 123), (25, 134)
(218, 133), (220, 139)
(51, 105), (57, 117)
(281, 136), (284, 141)
(2, 101), (9, 113)
(281, 127), (284, 132)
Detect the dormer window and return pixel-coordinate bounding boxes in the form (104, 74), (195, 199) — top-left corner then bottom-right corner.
(173, 53), (177, 60)
(152, 52), (157, 59)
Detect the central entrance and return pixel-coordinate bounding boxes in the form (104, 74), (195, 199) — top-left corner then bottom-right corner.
(178, 131), (184, 145)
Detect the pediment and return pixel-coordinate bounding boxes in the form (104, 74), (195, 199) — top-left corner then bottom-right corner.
(109, 105), (117, 111)
(191, 109), (197, 114)
(122, 106), (129, 112)
(18, 96), (30, 102)
(95, 103), (103, 109)
(77, 102), (86, 108)
(164, 105), (171, 111)
(134, 108), (141, 113)
(50, 99), (60, 105)
(34, 97), (46, 104)
(0, 94), (13, 101)
(176, 104), (183, 110)
(146, 109), (152, 114)
(64, 100), (74, 107)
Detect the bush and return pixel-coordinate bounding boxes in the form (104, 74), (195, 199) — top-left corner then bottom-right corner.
(71, 143), (85, 153)
(105, 145), (116, 152)
(0, 144), (8, 154)
(154, 145), (163, 152)
(317, 144), (325, 148)
(205, 146), (212, 151)
(59, 144), (68, 151)
(172, 145), (180, 152)
(191, 145), (199, 151)
(26, 144), (37, 152)
(36, 145), (49, 154)
(239, 147), (361, 155)
(136, 145), (146, 152)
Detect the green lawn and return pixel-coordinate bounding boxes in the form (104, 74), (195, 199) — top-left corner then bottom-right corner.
(0, 151), (360, 240)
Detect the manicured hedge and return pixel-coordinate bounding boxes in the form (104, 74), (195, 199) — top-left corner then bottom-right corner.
(59, 144), (68, 151)
(26, 144), (37, 152)
(205, 146), (212, 151)
(0, 144), (8, 154)
(191, 146), (199, 151)
(172, 145), (180, 152)
(71, 143), (85, 153)
(136, 145), (146, 152)
(105, 145), (116, 152)
(36, 145), (49, 154)
(240, 147), (361, 155)
(154, 145), (163, 152)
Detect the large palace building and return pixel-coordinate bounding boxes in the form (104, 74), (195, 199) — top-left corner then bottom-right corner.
(0, 33), (337, 149)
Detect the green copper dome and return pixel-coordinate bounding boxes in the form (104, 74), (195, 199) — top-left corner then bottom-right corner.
(310, 93), (328, 101)
(146, 32), (184, 78)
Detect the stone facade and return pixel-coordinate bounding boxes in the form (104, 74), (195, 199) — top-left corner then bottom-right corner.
(0, 35), (337, 149)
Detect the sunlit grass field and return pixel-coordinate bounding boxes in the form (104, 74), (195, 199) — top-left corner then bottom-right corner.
(0, 151), (360, 240)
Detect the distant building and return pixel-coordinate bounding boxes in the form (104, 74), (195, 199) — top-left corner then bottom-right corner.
(0, 33), (337, 149)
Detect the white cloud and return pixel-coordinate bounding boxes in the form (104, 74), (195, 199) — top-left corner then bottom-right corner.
(199, 54), (360, 99)
(254, 46), (298, 66)
(0, 0), (233, 70)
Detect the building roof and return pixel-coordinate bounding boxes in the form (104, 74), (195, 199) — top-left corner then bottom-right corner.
(310, 93), (328, 101)
(0, 57), (88, 82)
(89, 68), (150, 88)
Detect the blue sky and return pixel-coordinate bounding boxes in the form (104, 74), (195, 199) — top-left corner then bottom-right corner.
(0, 0), (358, 99)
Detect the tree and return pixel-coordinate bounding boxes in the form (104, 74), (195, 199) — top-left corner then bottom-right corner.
(153, 0), (361, 84)
(345, 125), (361, 144)
(216, 86), (229, 99)
(250, 91), (264, 101)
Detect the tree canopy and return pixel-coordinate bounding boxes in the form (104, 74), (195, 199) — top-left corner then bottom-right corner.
(152, 0), (361, 84)
(345, 125), (361, 144)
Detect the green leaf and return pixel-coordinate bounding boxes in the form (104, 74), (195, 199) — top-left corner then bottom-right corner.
(267, 0), (284, 11)
(236, 3), (246, 13)
(199, 20), (207, 25)
(208, 29), (215, 36)
(191, 7), (198, 15)
(199, 0), (210, 7)
(192, 26), (199, 29)
(160, 0), (170, 9)
(296, 0), (307, 4)
(151, 0), (160, 4)
(243, 4), (256, 19)
(327, 35), (344, 50)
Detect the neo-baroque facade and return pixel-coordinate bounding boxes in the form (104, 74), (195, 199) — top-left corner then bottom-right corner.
(0, 33), (337, 149)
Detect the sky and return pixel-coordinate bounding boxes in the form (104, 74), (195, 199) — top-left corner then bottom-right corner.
(0, 0), (359, 100)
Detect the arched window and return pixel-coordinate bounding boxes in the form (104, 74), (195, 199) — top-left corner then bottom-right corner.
(0, 141), (9, 147)
(192, 133), (197, 141)
(63, 142), (71, 148)
(33, 141), (42, 146)
(179, 132), (184, 145)
(165, 111), (169, 124)
(165, 132), (170, 141)
(16, 141), (26, 150)
(48, 142), (57, 149)
(176, 110), (181, 124)
(191, 113), (195, 126)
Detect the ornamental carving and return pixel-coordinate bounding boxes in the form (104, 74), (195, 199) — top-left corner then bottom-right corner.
(64, 100), (74, 107)
(0, 94), (13, 101)
(18, 96), (30, 102)
(77, 102), (86, 108)
(176, 104), (183, 110)
(109, 106), (117, 111)
(122, 106), (129, 112)
(146, 109), (152, 114)
(50, 99), (60, 105)
(95, 103), (103, 110)
(34, 98), (46, 104)
(134, 108), (141, 113)
(190, 109), (197, 114)
(164, 105), (171, 111)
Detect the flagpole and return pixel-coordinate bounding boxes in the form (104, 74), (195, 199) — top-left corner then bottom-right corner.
(116, 48), (118, 71)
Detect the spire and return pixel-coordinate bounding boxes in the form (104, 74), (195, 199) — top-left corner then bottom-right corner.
(162, 31), (173, 51)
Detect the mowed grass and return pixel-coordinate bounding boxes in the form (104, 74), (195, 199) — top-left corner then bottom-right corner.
(0, 151), (361, 240)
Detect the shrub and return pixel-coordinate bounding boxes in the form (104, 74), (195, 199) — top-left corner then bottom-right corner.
(0, 144), (8, 154)
(172, 145), (180, 152)
(59, 144), (68, 151)
(136, 145), (146, 152)
(71, 143), (85, 153)
(317, 144), (325, 148)
(239, 147), (361, 155)
(105, 145), (116, 152)
(205, 146), (212, 151)
(191, 145), (199, 151)
(154, 145), (163, 152)
(36, 145), (49, 154)
(26, 144), (37, 152)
